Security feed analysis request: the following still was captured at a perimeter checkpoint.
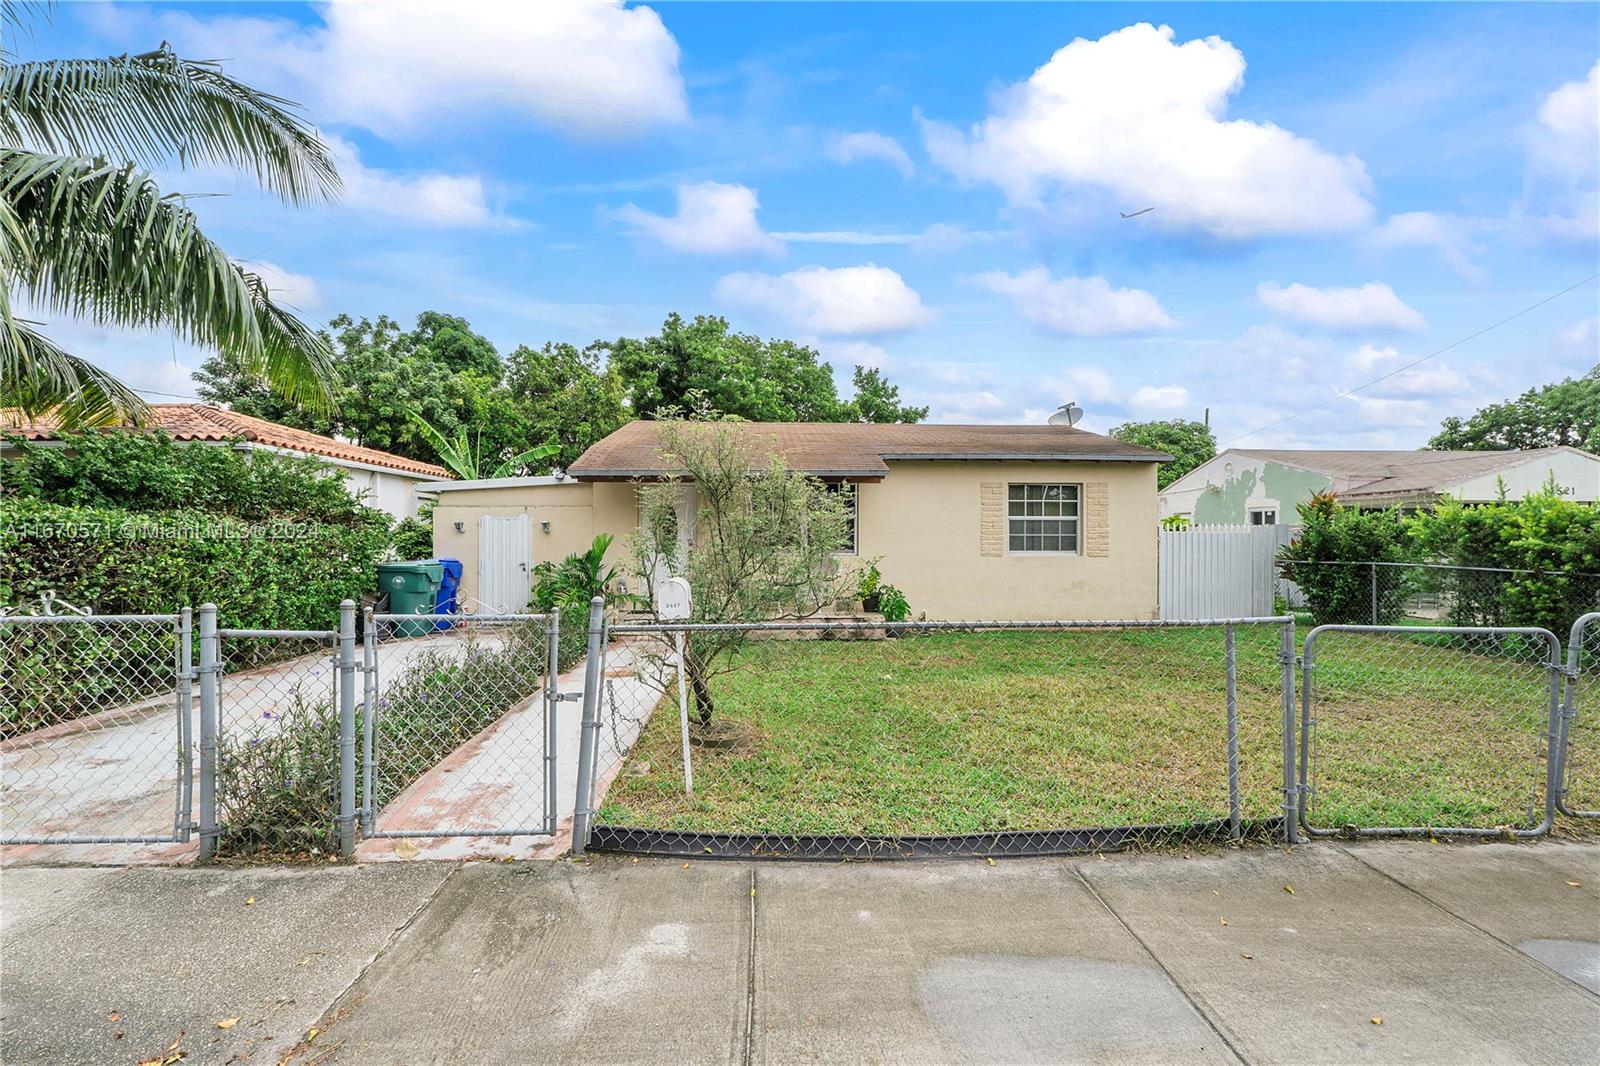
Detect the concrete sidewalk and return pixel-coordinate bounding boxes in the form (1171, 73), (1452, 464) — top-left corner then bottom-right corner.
(3, 841), (1597, 1065)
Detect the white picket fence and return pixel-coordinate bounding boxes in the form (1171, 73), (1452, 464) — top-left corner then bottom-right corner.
(1158, 524), (1298, 620)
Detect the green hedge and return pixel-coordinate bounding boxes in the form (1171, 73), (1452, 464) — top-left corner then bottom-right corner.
(0, 498), (391, 629)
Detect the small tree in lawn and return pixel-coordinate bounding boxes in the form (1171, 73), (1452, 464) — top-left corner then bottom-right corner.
(630, 420), (852, 732)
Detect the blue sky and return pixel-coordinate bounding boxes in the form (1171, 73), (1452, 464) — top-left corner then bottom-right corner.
(21, 1), (1600, 447)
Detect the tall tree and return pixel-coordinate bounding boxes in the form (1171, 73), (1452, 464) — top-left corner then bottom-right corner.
(594, 312), (924, 423)
(0, 12), (339, 426)
(1429, 368), (1600, 451)
(1109, 419), (1217, 489)
(504, 341), (629, 471)
(845, 366), (928, 423)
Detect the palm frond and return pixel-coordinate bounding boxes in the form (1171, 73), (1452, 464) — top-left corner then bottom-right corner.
(0, 44), (339, 204)
(0, 314), (148, 426)
(0, 147), (335, 411)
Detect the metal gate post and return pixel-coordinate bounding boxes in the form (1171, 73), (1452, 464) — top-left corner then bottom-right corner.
(545, 608), (561, 835)
(176, 608), (194, 842)
(1369, 562), (1378, 626)
(1281, 620), (1300, 844)
(197, 604), (220, 861)
(1225, 625), (1241, 840)
(361, 608), (377, 834)
(571, 596), (605, 856)
(337, 600), (358, 858)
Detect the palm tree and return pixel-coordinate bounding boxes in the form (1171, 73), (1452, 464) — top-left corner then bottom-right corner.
(407, 409), (560, 480)
(0, 3), (340, 426)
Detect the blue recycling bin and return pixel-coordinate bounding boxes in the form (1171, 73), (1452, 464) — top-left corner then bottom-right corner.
(433, 558), (463, 629)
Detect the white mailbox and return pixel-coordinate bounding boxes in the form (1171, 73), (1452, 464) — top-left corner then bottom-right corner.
(658, 576), (692, 621)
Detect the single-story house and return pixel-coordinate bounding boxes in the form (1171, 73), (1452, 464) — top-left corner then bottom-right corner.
(1, 403), (450, 519)
(423, 421), (1170, 620)
(1159, 446), (1600, 525)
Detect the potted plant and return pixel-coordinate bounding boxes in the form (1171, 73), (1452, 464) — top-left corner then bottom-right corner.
(856, 560), (883, 613)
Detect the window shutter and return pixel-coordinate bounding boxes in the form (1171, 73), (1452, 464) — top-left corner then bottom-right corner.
(1084, 482), (1110, 557)
(980, 482), (1004, 557)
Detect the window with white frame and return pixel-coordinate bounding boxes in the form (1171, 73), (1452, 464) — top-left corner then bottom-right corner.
(1249, 508), (1277, 526)
(1008, 483), (1080, 553)
(824, 481), (857, 554)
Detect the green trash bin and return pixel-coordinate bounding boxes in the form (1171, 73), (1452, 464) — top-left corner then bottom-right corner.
(378, 560), (445, 636)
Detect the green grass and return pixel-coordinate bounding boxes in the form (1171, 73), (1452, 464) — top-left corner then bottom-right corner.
(597, 627), (1559, 838)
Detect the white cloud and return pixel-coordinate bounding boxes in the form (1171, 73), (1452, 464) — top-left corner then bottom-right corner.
(241, 261), (320, 310)
(1368, 212), (1487, 281)
(328, 136), (510, 229)
(1560, 317), (1599, 354)
(1522, 62), (1600, 242)
(828, 131), (914, 178)
(920, 22), (1373, 238)
(119, 1), (686, 142)
(713, 265), (933, 335)
(1257, 281), (1426, 332)
(1046, 365), (1118, 404)
(1130, 384), (1190, 412)
(817, 340), (891, 370)
(973, 268), (1173, 335)
(770, 223), (1004, 250)
(614, 182), (783, 256)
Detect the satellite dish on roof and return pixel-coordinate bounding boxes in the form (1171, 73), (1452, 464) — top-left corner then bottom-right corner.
(1047, 402), (1084, 428)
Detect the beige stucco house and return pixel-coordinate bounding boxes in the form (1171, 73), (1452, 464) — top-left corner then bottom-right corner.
(423, 421), (1168, 620)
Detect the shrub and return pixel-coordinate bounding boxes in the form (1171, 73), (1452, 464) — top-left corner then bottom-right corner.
(390, 503), (435, 560)
(877, 583), (911, 622)
(1278, 493), (1414, 624)
(213, 620), (555, 857)
(216, 695), (341, 857)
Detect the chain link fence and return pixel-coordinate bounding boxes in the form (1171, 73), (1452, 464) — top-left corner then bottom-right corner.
(574, 616), (1298, 858)
(1300, 624), (1563, 839)
(212, 627), (342, 857)
(1, 613), (192, 844)
(1281, 559), (1600, 637)
(361, 611), (563, 841)
(1559, 612), (1600, 819)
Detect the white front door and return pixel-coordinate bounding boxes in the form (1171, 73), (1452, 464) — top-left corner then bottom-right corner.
(478, 514), (532, 613)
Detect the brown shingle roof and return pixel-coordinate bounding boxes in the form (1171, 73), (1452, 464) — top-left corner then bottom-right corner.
(1, 404), (451, 479)
(1228, 447), (1581, 501)
(568, 420), (1170, 479)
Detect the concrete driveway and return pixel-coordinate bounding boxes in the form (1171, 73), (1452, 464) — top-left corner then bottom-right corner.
(3, 840), (1596, 1065)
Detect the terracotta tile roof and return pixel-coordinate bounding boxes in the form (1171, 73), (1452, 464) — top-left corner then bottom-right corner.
(568, 420), (1170, 479)
(1229, 447), (1584, 501)
(1, 404), (452, 479)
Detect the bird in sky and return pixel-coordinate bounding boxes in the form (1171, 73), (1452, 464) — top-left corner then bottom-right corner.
(1120, 207), (1155, 219)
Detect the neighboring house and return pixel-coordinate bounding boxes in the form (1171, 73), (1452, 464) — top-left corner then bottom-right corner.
(1, 404), (450, 519)
(1159, 446), (1600, 525)
(424, 421), (1170, 619)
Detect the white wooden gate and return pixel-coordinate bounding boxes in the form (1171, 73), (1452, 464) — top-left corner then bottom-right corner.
(478, 514), (533, 614)
(1159, 524), (1296, 620)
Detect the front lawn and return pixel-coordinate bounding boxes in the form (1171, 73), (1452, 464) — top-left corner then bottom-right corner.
(596, 626), (1557, 838)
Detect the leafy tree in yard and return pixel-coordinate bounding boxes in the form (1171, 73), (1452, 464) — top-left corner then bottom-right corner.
(846, 366), (929, 423)
(1429, 368), (1600, 451)
(504, 341), (630, 471)
(0, 8), (339, 426)
(595, 312), (925, 423)
(1109, 419), (1217, 489)
(630, 420), (854, 730)
(197, 311), (527, 466)
(1277, 492), (1414, 625)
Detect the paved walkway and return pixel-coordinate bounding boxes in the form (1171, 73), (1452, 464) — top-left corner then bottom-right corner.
(3, 840), (1596, 1065)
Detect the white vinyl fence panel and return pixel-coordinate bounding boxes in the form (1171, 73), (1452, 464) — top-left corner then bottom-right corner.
(1159, 524), (1297, 620)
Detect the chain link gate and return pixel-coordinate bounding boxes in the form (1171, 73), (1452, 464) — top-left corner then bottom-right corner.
(1299, 624), (1564, 839)
(359, 610), (562, 841)
(1557, 612), (1600, 819)
(0, 611), (193, 846)
(571, 612), (1299, 859)
(209, 619), (342, 857)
